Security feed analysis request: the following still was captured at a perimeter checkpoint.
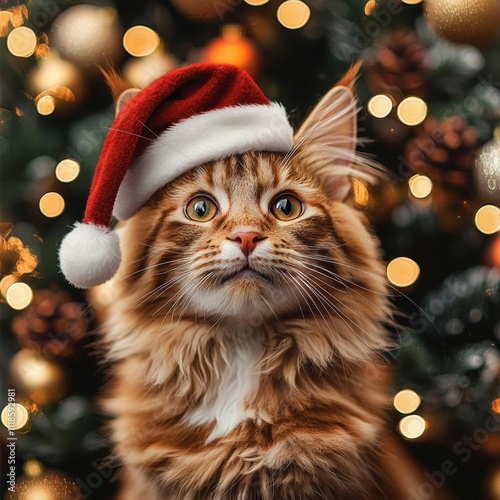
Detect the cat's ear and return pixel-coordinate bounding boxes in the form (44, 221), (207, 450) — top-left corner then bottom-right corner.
(293, 85), (357, 200)
(115, 88), (140, 116)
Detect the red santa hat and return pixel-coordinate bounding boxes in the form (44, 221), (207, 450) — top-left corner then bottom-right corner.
(59, 63), (294, 288)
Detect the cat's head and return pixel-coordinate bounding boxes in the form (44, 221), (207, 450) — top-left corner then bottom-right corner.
(114, 67), (388, 330)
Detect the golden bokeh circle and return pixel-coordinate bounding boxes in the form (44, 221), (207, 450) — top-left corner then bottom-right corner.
(1, 403), (30, 432)
(408, 174), (433, 199)
(491, 397), (500, 414)
(5, 282), (33, 310)
(475, 205), (500, 235)
(244, 0), (269, 5)
(387, 257), (420, 287)
(0, 275), (18, 297)
(367, 94), (393, 118)
(7, 26), (37, 58)
(393, 389), (422, 414)
(55, 158), (80, 183)
(402, 0), (422, 4)
(397, 96), (428, 126)
(398, 414), (426, 439)
(277, 0), (311, 29)
(36, 95), (56, 116)
(39, 192), (65, 218)
(123, 25), (160, 57)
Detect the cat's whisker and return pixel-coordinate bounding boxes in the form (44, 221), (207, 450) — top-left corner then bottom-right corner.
(105, 127), (155, 141)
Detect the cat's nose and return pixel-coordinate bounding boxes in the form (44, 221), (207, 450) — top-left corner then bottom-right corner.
(227, 231), (266, 257)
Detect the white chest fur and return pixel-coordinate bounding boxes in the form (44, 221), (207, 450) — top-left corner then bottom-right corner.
(186, 338), (261, 442)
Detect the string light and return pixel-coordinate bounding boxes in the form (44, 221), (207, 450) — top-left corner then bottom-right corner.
(7, 26), (37, 58)
(1, 403), (30, 433)
(39, 192), (65, 218)
(367, 94), (393, 118)
(244, 0), (270, 5)
(397, 96), (428, 126)
(123, 26), (160, 57)
(36, 95), (55, 115)
(408, 174), (433, 199)
(5, 282), (33, 310)
(393, 389), (422, 414)
(277, 0), (311, 30)
(475, 205), (500, 234)
(398, 414), (426, 439)
(386, 257), (420, 287)
(55, 159), (80, 183)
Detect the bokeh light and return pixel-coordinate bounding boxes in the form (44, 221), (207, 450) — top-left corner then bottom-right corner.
(0, 275), (18, 297)
(36, 95), (56, 115)
(277, 0), (311, 29)
(398, 414), (426, 439)
(402, 0), (422, 4)
(244, 0), (269, 5)
(5, 282), (33, 310)
(397, 96), (428, 126)
(393, 389), (422, 414)
(1, 403), (30, 433)
(491, 398), (500, 414)
(55, 158), (80, 183)
(387, 257), (420, 287)
(475, 205), (500, 235)
(7, 26), (37, 58)
(39, 192), (65, 218)
(367, 94), (393, 118)
(408, 174), (433, 199)
(123, 25), (160, 57)
(364, 0), (379, 16)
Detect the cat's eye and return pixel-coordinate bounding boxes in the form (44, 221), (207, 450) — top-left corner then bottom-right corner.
(270, 194), (303, 221)
(185, 195), (218, 222)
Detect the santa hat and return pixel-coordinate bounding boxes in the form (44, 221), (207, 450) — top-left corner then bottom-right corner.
(59, 63), (294, 288)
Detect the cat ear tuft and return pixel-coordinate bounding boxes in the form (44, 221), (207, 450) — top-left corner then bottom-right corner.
(294, 85), (357, 201)
(115, 88), (141, 116)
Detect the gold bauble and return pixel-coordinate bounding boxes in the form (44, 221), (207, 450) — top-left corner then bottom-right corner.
(26, 54), (86, 112)
(50, 5), (123, 72)
(170, 0), (234, 22)
(424, 0), (500, 48)
(5, 470), (80, 500)
(123, 50), (179, 88)
(9, 349), (67, 406)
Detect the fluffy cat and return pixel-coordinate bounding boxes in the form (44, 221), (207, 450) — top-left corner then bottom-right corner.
(93, 67), (414, 499)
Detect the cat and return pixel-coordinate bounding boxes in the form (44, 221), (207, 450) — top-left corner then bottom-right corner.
(92, 66), (419, 499)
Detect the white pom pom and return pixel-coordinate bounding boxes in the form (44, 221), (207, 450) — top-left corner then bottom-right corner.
(59, 222), (121, 288)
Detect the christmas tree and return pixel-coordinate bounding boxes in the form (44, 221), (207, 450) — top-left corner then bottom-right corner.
(1, 0), (500, 498)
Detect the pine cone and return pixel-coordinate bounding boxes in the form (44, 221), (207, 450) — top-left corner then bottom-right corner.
(12, 287), (88, 358)
(405, 116), (480, 192)
(366, 28), (428, 98)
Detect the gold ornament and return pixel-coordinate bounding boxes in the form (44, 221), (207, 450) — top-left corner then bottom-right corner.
(123, 49), (179, 88)
(9, 349), (67, 406)
(5, 470), (80, 500)
(474, 138), (500, 204)
(50, 5), (123, 73)
(204, 25), (260, 78)
(424, 0), (500, 48)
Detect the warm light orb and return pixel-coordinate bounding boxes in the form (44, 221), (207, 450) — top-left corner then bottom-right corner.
(393, 389), (422, 414)
(364, 0), (378, 16)
(367, 94), (393, 118)
(55, 158), (80, 183)
(398, 414), (426, 439)
(277, 0), (311, 29)
(7, 26), (37, 58)
(387, 257), (420, 287)
(397, 96), (428, 126)
(1, 403), (30, 433)
(408, 174), (433, 199)
(39, 192), (65, 218)
(123, 25), (160, 57)
(491, 398), (500, 414)
(402, 0), (422, 4)
(0, 275), (18, 297)
(352, 179), (370, 207)
(5, 282), (34, 310)
(244, 0), (269, 5)
(36, 95), (56, 116)
(475, 205), (500, 235)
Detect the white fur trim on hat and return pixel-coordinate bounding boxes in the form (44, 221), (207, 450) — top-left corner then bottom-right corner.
(113, 102), (293, 221)
(59, 222), (121, 288)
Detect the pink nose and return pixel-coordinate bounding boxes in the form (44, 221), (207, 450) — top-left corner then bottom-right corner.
(228, 231), (265, 257)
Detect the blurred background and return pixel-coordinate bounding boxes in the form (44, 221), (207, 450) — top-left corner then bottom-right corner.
(1, 0), (500, 498)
